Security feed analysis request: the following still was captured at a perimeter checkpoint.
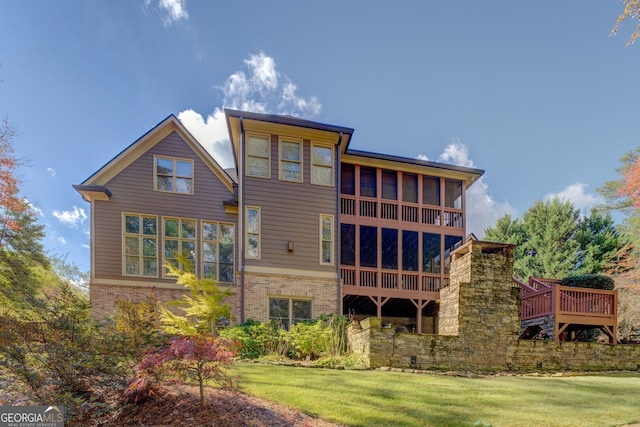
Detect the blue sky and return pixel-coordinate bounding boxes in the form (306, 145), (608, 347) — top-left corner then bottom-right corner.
(1, 1), (638, 272)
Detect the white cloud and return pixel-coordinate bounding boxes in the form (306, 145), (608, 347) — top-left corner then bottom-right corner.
(53, 206), (87, 228)
(428, 140), (516, 238)
(145, 0), (188, 25)
(179, 51), (322, 168)
(25, 199), (44, 217)
(58, 237), (66, 245)
(545, 183), (601, 213)
(47, 168), (56, 177)
(417, 154), (430, 161)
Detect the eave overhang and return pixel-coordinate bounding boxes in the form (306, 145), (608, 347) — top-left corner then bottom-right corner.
(342, 149), (485, 188)
(73, 184), (112, 202)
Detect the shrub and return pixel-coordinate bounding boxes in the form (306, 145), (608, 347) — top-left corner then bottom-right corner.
(219, 319), (289, 359)
(562, 274), (615, 290)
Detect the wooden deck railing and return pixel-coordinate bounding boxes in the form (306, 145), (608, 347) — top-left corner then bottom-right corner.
(341, 266), (442, 298)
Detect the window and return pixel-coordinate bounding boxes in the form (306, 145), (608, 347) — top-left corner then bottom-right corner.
(202, 221), (235, 283)
(382, 170), (397, 200)
(444, 235), (463, 274)
(360, 225), (377, 268)
(246, 207), (260, 259)
(246, 134), (270, 178)
(402, 230), (418, 271)
(341, 223), (356, 266)
(269, 297), (312, 329)
(381, 228), (398, 269)
(311, 144), (333, 186)
(279, 138), (302, 182)
(423, 176), (440, 206)
(422, 232), (441, 274)
(155, 156), (193, 194)
(445, 179), (462, 209)
(163, 217), (196, 275)
(123, 214), (158, 277)
(341, 163), (355, 195)
(320, 214), (334, 265)
(402, 173), (418, 203)
(360, 166), (377, 198)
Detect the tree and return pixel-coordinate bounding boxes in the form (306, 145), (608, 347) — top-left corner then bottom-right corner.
(484, 198), (622, 279)
(612, 0), (640, 46)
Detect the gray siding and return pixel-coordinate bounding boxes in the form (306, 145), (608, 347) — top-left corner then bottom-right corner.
(244, 135), (338, 273)
(93, 131), (237, 282)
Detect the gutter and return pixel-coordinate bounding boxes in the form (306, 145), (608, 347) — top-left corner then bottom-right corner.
(336, 132), (343, 316)
(239, 117), (246, 323)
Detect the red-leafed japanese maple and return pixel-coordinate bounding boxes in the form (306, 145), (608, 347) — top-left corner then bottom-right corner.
(126, 335), (237, 408)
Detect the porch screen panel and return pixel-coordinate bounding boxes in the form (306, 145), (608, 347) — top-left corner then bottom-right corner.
(341, 163), (355, 195)
(422, 232), (441, 274)
(382, 170), (397, 200)
(341, 224), (356, 266)
(360, 167), (377, 198)
(402, 173), (418, 203)
(381, 228), (398, 269)
(359, 225), (377, 268)
(444, 235), (463, 274)
(402, 230), (418, 271)
(423, 176), (440, 206)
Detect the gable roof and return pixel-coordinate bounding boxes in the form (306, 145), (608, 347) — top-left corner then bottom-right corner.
(75, 115), (235, 201)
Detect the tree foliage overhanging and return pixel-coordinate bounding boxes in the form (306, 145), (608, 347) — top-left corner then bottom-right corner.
(484, 198), (623, 280)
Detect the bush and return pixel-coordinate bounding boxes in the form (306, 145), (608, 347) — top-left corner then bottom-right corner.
(219, 319), (289, 359)
(562, 274), (615, 290)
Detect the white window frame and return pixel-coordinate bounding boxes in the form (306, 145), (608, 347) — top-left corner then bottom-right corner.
(246, 133), (271, 178)
(278, 137), (303, 182)
(154, 156), (194, 194)
(319, 214), (334, 265)
(246, 206), (261, 259)
(122, 213), (158, 277)
(311, 143), (334, 187)
(202, 221), (235, 283)
(162, 217), (197, 277)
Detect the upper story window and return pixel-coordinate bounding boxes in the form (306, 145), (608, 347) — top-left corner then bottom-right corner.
(382, 170), (397, 200)
(320, 214), (334, 265)
(202, 221), (235, 283)
(163, 217), (196, 276)
(311, 144), (334, 186)
(360, 166), (377, 198)
(123, 213), (158, 277)
(423, 176), (440, 206)
(246, 206), (261, 259)
(246, 133), (270, 178)
(445, 179), (463, 209)
(155, 156), (193, 194)
(341, 163), (355, 195)
(279, 138), (303, 182)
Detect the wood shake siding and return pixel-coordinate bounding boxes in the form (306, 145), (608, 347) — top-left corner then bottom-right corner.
(244, 135), (337, 273)
(93, 131), (236, 281)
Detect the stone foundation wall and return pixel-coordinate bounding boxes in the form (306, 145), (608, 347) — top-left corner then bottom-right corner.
(348, 241), (640, 372)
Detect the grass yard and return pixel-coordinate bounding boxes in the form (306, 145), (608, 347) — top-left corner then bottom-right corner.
(234, 363), (640, 427)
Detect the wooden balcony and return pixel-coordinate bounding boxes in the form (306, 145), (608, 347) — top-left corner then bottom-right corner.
(517, 277), (617, 343)
(341, 266), (443, 301)
(340, 195), (463, 229)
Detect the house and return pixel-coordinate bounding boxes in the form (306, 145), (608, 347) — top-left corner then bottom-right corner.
(74, 109), (484, 331)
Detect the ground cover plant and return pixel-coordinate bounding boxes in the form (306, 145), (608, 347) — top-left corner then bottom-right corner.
(234, 363), (640, 427)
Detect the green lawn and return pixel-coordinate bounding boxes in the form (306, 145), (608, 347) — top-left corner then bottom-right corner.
(233, 363), (640, 427)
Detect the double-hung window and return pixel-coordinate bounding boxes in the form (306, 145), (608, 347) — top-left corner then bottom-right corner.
(246, 207), (261, 259)
(311, 144), (333, 186)
(123, 214), (158, 277)
(279, 138), (302, 182)
(155, 156), (193, 194)
(202, 221), (235, 283)
(320, 214), (334, 265)
(246, 134), (270, 178)
(269, 297), (312, 330)
(163, 217), (196, 275)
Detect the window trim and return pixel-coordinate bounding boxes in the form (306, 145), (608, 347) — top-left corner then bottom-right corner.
(122, 213), (158, 278)
(310, 142), (334, 187)
(153, 155), (194, 195)
(201, 220), (235, 284)
(245, 132), (271, 179)
(245, 206), (261, 260)
(278, 137), (303, 183)
(162, 216), (197, 278)
(319, 214), (334, 266)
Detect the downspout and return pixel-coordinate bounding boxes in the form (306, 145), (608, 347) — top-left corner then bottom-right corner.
(336, 132), (343, 315)
(239, 117), (246, 323)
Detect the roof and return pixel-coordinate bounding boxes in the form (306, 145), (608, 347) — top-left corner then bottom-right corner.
(75, 115), (235, 200)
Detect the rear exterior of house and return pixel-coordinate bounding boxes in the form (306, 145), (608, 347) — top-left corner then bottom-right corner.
(75, 110), (484, 328)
